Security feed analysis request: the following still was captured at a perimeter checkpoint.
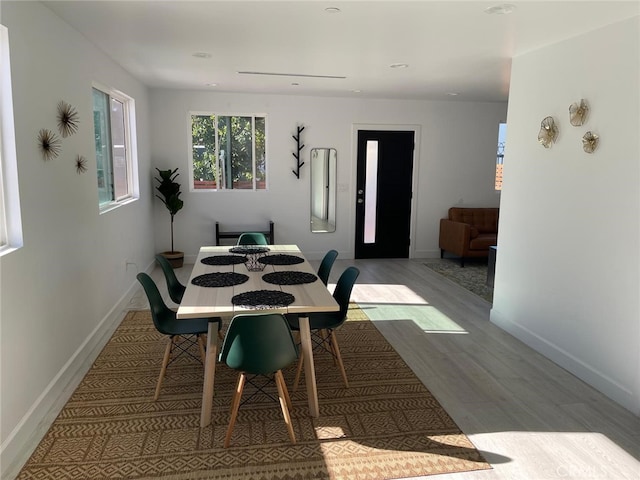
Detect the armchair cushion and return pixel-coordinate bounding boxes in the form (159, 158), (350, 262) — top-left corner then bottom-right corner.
(469, 233), (497, 251)
(439, 207), (499, 262)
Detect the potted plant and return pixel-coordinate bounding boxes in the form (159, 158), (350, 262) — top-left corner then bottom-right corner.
(155, 167), (184, 268)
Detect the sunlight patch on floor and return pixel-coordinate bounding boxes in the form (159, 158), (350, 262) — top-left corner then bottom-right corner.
(349, 283), (467, 333)
(358, 303), (467, 334)
(350, 284), (430, 305)
(466, 431), (639, 479)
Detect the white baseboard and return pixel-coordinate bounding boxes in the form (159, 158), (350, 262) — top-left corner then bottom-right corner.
(412, 249), (441, 259)
(0, 279), (145, 480)
(490, 308), (637, 415)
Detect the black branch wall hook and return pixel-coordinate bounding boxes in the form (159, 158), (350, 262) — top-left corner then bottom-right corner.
(292, 125), (305, 178)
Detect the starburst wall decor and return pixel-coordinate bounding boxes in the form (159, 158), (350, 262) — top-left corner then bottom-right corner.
(37, 128), (62, 161)
(57, 100), (80, 137)
(75, 154), (88, 174)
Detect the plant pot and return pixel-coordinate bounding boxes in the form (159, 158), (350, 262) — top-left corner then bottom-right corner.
(160, 251), (184, 269)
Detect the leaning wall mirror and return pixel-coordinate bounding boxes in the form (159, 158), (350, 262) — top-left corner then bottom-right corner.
(310, 148), (337, 233)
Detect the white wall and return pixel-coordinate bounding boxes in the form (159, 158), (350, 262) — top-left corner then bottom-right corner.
(150, 91), (506, 260)
(0, 2), (154, 477)
(492, 17), (640, 414)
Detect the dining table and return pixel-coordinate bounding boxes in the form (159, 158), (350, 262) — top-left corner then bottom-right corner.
(177, 244), (339, 428)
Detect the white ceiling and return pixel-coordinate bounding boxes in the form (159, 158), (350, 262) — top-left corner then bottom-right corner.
(43, 1), (639, 102)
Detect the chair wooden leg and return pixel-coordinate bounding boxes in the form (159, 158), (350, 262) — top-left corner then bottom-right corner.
(197, 334), (206, 364)
(328, 331), (339, 366)
(275, 370), (296, 444)
(224, 373), (246, 448)
(329, 331), (349, 388)
(292, 350), (304, 392)
(154, 336), (174, 401)
(276, 370), (293, 410)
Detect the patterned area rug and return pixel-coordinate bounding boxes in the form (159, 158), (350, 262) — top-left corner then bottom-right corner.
(17, 307), (490, 480)
(424, 260), (493, 303)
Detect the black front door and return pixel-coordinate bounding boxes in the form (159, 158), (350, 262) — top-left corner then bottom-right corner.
(355, 130), (414, 258)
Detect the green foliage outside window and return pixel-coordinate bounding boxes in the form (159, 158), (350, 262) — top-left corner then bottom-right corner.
(191, 114), (266, 190)
(192, 115), (217, 184)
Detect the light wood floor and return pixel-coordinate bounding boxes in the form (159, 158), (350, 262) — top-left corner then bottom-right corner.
(139, 258), (640, 480)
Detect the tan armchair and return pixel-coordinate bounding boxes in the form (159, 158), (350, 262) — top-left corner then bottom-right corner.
(439, 207), (499, 266)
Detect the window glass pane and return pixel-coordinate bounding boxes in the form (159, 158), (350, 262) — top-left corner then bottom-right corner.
(218, 115), (231, 189)
(364, 140), (378, 244)
(190, 113), (266, 191)
(230, 116), (252, 190)
(110, 97), (129, 199)
(0, 136), (6, 246)
(0, 46), (5, 246)
(192, 115), (217, 189)
(92, 88), (113, 205)
(92, 86), (137, 210)
(255, 117), (266, 189)
(0, 24), (23, 254)
(495, 122), (506, 191)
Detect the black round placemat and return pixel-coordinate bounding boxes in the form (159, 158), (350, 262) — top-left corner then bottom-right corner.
(191, 272), (249, 287)
(229, 246), (270, 254)
(201, 255), (247, 265)
(258, 254), (304, 265)
(231, 290), (295, 308)
(262, 271), (318, 285)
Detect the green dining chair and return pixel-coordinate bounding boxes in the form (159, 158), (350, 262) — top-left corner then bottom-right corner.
(288, 266), (359, 390)
(284, 250), (338, 340)
(219, 313), (299, 447)
(155, 254), (186, 304)
(236, 232), (269, 245)
(136, 273), (222, 400)
(317, 249), (338, 286)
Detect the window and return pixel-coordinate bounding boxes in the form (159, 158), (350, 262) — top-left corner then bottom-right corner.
(0, 24), (23, 256)
(364, 140), (379, 244)
(92, 85), (138, 210)
(190, 114), (266, 190)
(495, 122), (506, 191)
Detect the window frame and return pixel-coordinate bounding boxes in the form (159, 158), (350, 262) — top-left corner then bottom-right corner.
(92, 82), (139, 213)
(188, 111), (267, 192)
(0, 24), (23, 257)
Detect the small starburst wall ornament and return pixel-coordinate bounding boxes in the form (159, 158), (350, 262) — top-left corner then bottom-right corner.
(37, 128), (62, 161)
(75, 154), (88, 174)
(57, 100), (80, 137)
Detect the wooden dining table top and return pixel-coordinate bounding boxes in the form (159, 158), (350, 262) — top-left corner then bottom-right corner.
(177, 244), (339, 319)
